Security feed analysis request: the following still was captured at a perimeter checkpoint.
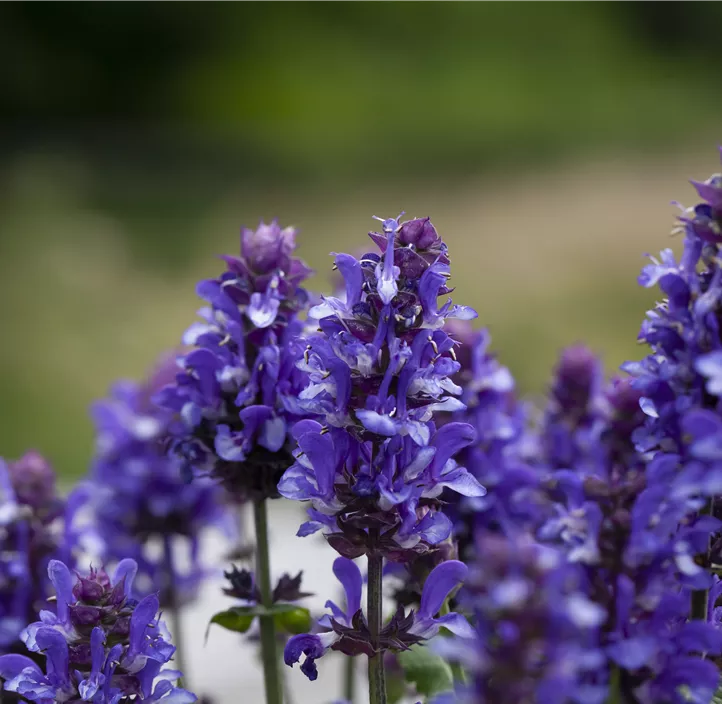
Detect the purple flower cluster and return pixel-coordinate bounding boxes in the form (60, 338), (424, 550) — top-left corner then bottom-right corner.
(155, 221), (313, 501)
(439, 533), (606, 704)
(0, 559), (194, 703)
(285, 556), (472, 681)
(86, 354), (234, 608)
(623, 148), (722, 460)
(0, 453), (70, 651)
(536, 367), (722, 702)
(439, 322), (540, 551)
(278, 214), (485, 560)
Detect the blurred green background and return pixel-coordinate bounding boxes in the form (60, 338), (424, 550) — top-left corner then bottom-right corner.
(1, 2), (721, 479)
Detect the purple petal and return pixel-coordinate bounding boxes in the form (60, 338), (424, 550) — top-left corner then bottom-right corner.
(433, 612), (475, 639)
(436, 466), (486, 497)
(356, 410), (397, 437)
(129, 594), (159, 655)
(607, 636), (657, 669)
(47, 560), (75, 622)
(418, 560), (468, 620)
(332, 557), (362, 616)
(113, 559), (138, 598)
(260, 416), (286, 453)
(0, 654), (42, 681)
(297, 431), (337, 496)
(430, 423), (476, 476)
(335, 253), (363, 308)
(297, 521), (323, 537)
(35, 628), (69, 678)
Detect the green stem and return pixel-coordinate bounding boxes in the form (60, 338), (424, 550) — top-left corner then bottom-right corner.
(691, 499), (715, 621)
(343, 652), (356, 703)
(254, 499), (283, 704)
(605, 665), (621, 704)
(367, 552), (387, 704)
(439, 598), (466, 685)
(162, 536), (188, 690)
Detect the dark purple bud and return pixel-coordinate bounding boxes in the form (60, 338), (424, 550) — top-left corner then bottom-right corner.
(551, 344), (601, 418)
(398, 217), (439, 249)
(272, 571), (314, 603)
(109, 615), (131, 638)
(70, 604), (103, 627)
(73, 576), (105, 602)
(7, 451), (58, 511)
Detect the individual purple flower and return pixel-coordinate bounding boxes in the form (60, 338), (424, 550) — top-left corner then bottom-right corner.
(279, 214), (484, 560)
(0, 558), (195, 703)
(0, 453), (72, 652)
(284, 556), (471, 681)
(84, 353), (235, 608)
(154, 220), (313, 501)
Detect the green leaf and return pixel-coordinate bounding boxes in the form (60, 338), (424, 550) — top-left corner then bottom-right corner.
(206, 603), (313, 640)
(206, 607), (257, 639)
(397, 644), (454, 698)
(273, 606), (312, 634)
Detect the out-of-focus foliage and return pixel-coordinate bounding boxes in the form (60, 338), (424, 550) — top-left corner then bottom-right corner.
(2, 3), (722, 183)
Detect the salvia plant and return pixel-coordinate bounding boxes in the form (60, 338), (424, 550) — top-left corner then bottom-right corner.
(7, 152), (722, 704)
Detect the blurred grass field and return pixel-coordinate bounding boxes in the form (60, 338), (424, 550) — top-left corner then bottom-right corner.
(1, 3), (721, 479)
(1, 145), (718, 480)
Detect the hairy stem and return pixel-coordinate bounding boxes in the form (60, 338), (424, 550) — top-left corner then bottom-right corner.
(367, 552), (387, 704)
(254, 499), (283, 704)
(162, 536), (188, 690)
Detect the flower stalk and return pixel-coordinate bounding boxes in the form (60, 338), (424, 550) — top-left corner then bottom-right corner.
(162, 535), (189, 689)
(254, 499), (283, 704)
(367, 551), (386, 704)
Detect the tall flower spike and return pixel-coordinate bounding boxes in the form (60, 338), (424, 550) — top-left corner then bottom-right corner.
(0, 453), (69, 652)
(279, 214), (484, 561)
(537, 375), (722, 702)
(0, 559), (195, 703)
(622, 149), (722, 459)
(284, 557), (471, 681)
(437, 322), (541, 556)
(154, 220), (313, 501)
(85, 353), (234, 608)
(439, 532), (606, 704)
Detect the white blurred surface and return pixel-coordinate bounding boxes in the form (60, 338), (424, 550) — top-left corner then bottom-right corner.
(176, 500), (366, 704)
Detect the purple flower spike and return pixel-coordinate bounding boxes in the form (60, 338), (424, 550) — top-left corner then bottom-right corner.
(6, 559), (196, 703)
(0, 452), (69, 652)
(155, 221), (313, 502)
(281, 214), (484, 561)
(83, 353), (235, 609)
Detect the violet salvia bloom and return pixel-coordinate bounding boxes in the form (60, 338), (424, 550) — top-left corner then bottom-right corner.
(86, 354), (234, 608)
(439, 321), (544, 553)
(284, 556), (472, 681)
(622, 148), (722, 459)
(0, 558), (195, 703)
(0, 453), (70, 651)
(444, 532), (606, 704)
(279, 214), (485, 560)
(538, 376), (722, 702)
(155, 221), (313, 501)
